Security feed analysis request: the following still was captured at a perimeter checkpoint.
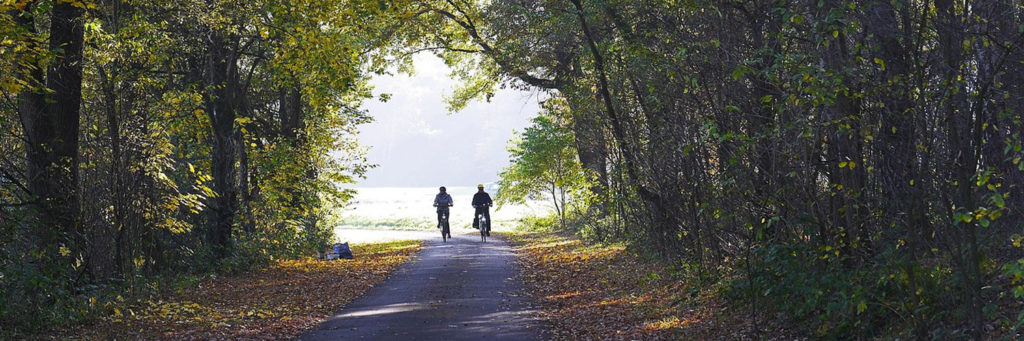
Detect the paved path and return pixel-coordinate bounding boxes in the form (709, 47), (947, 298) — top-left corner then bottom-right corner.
(300, 231), (542, 340)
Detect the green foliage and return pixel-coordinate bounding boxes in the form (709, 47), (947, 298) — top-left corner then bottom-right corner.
(741, 239), (958, 338)
(0, 0), (401, 333)
(497, 97), (589, 230)
(1001, 250), (1024, 335)
(1005, 257), (1024, 300)
(516, 215), (559, 233)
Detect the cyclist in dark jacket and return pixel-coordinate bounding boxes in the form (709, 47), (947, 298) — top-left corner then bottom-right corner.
(471, 184), (493, 236)
(434, 186), (453, 238)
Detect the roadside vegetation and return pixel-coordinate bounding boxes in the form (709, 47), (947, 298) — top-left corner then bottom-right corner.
(40, 240), (420, 340)
(337, 216), (437, 230)
(507, 217), (1021, 339)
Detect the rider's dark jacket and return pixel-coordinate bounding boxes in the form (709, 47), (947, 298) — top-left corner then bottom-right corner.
(472, 191), (492, 208)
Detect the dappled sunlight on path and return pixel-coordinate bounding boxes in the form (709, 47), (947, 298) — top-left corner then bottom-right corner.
(301, 233), (542, 340)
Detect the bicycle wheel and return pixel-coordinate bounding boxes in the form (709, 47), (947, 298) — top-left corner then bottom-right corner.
(443, 220), (451, 240)
(441, 219), (447, 242)
(479, 215), (487, 242)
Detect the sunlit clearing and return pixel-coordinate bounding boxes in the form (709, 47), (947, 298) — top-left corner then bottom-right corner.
(336, 302), (426, 318)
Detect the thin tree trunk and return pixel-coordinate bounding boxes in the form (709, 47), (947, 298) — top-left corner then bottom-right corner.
(238, 130), (255, 233)
(99, 67), (127, 277)
(568, 0), (677, 256)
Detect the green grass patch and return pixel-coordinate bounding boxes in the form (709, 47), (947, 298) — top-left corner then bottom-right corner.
(338, 215), (437, 230)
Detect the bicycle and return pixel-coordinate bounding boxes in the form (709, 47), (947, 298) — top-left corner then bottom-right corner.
(436, 204), (452, 242)
(473, 204), (491, 242)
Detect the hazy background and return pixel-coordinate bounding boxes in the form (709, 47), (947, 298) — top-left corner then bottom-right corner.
(356, 53), (541, 188)
(336, 54), (546, 234)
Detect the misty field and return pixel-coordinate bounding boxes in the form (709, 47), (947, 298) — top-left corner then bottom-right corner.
(334, 186), (550, 233)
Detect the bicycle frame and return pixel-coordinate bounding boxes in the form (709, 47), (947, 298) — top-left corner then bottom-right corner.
(437, 205), (452, 242)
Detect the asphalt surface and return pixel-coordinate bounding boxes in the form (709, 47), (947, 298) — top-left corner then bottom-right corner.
(300, 231), (542, 340)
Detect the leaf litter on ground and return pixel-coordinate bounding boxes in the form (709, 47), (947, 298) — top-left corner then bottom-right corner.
(52, 240), (421, 340)
(504, 231), (765, 340)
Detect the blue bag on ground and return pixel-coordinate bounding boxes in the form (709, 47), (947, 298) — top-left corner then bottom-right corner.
(333, 242), (354, 259)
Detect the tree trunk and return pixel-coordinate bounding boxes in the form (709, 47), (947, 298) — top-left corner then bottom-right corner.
(237, 130), (255, 233)
(18, 0), (85, 266)
(205, 29), (241, 260)
(99, 67), (128, 277)
(935, 0), (983, 337)
(820, 24), (868, 259)
(568, 0), (676, 256)
(564, 95), (608, 209)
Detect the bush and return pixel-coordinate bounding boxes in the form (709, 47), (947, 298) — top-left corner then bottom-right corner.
(734, 238), (970, 339)
(518, 215), (558, 232)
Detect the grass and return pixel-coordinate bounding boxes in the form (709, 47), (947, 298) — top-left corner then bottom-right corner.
(338, 214), (525, 231)
(46, 240), (422, 340)
(338, 215), (437, 230)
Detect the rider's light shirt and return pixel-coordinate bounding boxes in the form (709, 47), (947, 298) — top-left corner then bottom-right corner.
(434, 193), (453, 212)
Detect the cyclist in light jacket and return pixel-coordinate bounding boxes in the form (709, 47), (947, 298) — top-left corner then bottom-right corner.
(433, 186), (453, 229)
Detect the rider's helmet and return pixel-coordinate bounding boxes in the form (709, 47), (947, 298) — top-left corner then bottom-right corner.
(477, 184), (484, 189)
(440, 186), (446, 192)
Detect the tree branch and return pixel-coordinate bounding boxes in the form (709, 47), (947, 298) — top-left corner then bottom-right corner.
(424, 4), (557, 89)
